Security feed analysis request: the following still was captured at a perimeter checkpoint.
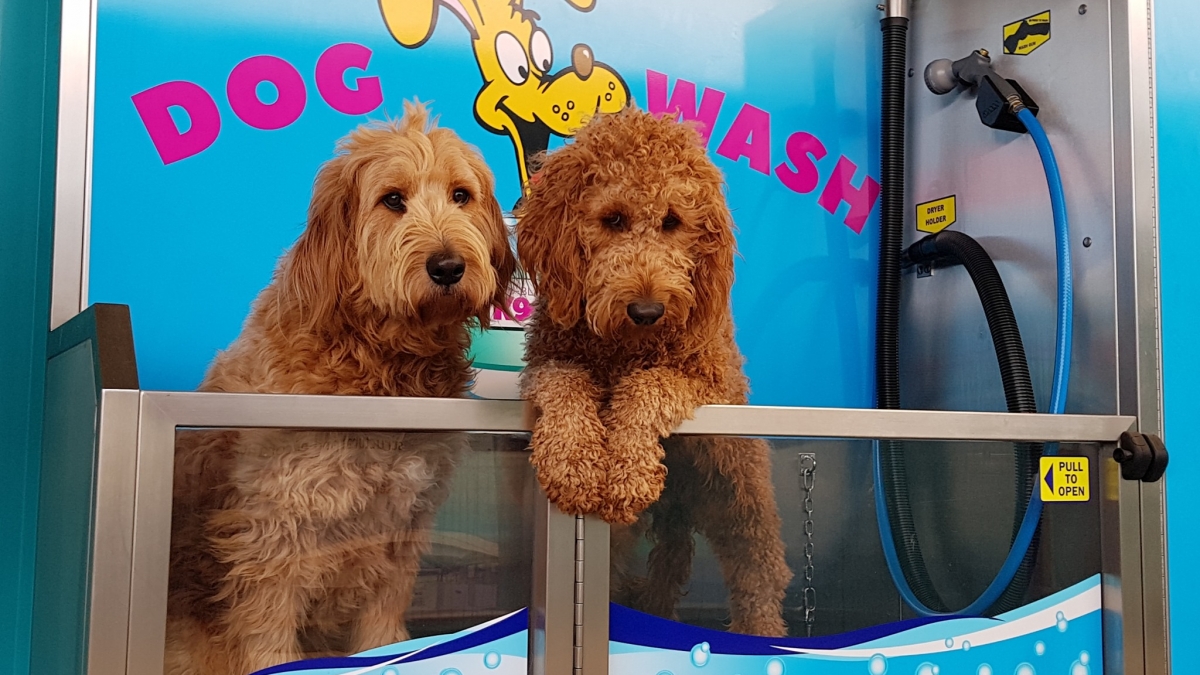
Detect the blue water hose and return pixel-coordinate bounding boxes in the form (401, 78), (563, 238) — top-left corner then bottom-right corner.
(1019, 108), (1073, 417)
(873, 107), (1073, 617)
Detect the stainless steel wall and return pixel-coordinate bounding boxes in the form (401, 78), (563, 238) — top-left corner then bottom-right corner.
(902, 0), (1119, 416)
(638, 0), (1144, 637)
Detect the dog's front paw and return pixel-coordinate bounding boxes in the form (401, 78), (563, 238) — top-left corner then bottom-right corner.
(529, 417), (608, 516)
(600, 432), (667, 524)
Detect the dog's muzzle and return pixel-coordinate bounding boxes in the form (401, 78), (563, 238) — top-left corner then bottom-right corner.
(426, 252), (465, 287)
(627, 301), (665, 326)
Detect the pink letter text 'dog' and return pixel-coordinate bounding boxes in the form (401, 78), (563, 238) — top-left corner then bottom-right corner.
(131, 43), (383, 165)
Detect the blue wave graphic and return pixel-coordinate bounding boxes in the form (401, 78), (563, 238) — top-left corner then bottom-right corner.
(253, 608), (527, 674)
(245, 575), (1103, 675)
(610, 575), (1103, 675)
(610, 604), (965, 655)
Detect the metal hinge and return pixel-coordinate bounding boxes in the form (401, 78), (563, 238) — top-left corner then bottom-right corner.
(573, 514), (585, 674)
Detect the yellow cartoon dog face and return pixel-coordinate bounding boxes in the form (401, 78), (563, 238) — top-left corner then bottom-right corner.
(380, 0), (630, 189)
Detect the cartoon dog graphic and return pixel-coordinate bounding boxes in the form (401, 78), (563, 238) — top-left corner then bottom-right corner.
(379, 0), (630, 189)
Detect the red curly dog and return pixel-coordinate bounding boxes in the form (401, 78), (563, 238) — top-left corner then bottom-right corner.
(517, 108), (791, 635)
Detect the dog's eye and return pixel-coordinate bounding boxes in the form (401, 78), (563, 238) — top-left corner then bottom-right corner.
(662, 212), (681, 232)
(381, 192), (406, 212)
(601, 212), (625, 231)
(452, 188), (471, 205)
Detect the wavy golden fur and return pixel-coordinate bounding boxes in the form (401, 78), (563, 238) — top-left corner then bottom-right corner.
(165, 102), (516, 674)
(517, 108), (791, 635)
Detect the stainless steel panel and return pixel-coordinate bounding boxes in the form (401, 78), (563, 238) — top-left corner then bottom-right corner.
(677, 405), (1135, 441)
(1141, 480), (1170, 675)
(901, 2), (1167, 670)
(581, 516), (609, 675)
(52, 0), (97, 329)
(127, 395), (176, 675)
(610, 437), (1107, 636)
(147, 391), (532, 432)
(1114, 0), (1171, 667)
(532, 499), (577, 675)
(903, 0), (1118, 417)
(138, 391), (1135, 442)
(128, 397), (543, 674)
(88, 390), (139, 675)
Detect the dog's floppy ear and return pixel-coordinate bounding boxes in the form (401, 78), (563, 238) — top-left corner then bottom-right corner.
(689, 169), (737, 335)
(481, 193), (517, 327)
(463, 148), (517, 327)
(281, 153), (356, 328)
(516, 151), (589, 328)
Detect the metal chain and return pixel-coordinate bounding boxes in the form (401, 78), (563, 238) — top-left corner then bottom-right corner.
(799, 453), (817, 637)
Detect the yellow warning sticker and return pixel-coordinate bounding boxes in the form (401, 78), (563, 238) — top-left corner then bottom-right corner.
(1004, 11), (1051, 56)
(916, 196), (956, 233)
(1040, 456), (1090, 502)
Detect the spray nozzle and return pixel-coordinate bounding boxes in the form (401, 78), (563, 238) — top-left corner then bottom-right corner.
(924, 50), (1040, 134)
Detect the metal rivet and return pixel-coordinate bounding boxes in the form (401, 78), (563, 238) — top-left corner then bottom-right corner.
(1079, 4), (1087, 14)
(1083, 237), (1093, 248)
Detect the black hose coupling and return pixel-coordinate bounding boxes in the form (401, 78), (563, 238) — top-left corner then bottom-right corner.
(924, 49), (1039, 134)
(1114, 431), (1169, 483)
(879, 0), (910, 28)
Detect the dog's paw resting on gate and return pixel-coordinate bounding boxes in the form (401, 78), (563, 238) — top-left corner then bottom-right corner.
(516, 107), (791, 635)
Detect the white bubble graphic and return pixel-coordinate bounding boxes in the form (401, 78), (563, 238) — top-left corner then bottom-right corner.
(439, 670), (462, 675)
(869, 653), (888, 675)
(1058, 619), (1069, 632)
(383, 669), (399, 675)
(484, 651), (501, 669)
(1057, 611), (1069, 632)
(915, 663), (938, 675)
(962, 641), (972, 651)
(945, 637), (954, 648)
(1035, 641), (1046, 656)
(766, 657), (784, 675)
(1014, 663), (1035, 675)
(978, 666), (992, 675)
(1070, 661), (1089, 675)
(656, 671), (674, 675)
(690, 642), (711, 667)
(1080, 651), (1090, 665)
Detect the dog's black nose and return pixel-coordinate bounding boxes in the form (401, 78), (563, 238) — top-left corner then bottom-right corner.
(426, 253), (465, 286)
(627, 301), (665, 326)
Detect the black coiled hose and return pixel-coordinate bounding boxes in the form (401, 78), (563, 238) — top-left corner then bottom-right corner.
(877, 13), (950, 614)
(904, 230), (1044, 613)
(877, 15), (1039, 616)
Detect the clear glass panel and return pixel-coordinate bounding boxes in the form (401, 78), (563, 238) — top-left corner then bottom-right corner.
(167, 428), (534, 674)
(609, 437), (1107, 675)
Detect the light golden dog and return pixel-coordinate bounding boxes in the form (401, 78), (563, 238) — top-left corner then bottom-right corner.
(517, 108), (791, 636)
(165, 102), (516, 674)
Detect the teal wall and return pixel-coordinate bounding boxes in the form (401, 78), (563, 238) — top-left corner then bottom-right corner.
(0, 0), (61, 673)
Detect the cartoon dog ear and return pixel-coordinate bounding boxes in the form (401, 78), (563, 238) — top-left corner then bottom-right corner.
(516, 151), (589, 328)
(688, 167), (738, 335)
(379, 0), (479, 47)
(281, 151), (357, 328)
(564, 0), (596, 10)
